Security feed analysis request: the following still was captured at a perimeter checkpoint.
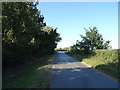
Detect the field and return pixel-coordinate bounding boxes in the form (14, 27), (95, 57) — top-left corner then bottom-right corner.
(67, 49), (119, 80)
(2, 55), (54, 88)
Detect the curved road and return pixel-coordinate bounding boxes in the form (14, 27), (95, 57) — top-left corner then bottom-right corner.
(50, 52), (119, 88)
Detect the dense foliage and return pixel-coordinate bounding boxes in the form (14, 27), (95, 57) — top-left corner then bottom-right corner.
(2, 2), (61, 68)
(76, 27), (111, 50)
(69, 27), (111, 54)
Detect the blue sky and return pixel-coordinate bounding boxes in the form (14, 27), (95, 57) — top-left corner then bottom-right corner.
(38, 2), (118, 49)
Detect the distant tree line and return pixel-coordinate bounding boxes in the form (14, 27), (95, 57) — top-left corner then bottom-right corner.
(2, 2), (61, 68)
(69, 27), (111, 54)
(55, 47), (70, 52)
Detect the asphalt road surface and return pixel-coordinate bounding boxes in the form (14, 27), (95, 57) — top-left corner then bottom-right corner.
(50, 52), (119, 88)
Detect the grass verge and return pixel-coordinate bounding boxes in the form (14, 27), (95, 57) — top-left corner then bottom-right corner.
(3, 55), (54, 88)
(67, 51), (119, 81)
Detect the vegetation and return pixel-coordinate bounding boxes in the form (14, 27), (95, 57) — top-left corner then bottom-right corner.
(68, 27), (112, 55)
(75, 27), (111, 54)
(3, 55), (54, 88)
(2, 2), (118, 89)
(67, 49), (119, 80)
(2, 2), (61, 68)
(55, 47), (70, 52)
(66, 27), (119, 80)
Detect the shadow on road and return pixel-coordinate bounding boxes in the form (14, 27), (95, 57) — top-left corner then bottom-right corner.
(50, 53), (118, 88)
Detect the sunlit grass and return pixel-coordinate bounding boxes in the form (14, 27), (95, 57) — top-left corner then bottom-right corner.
(3, 55), (54, 88)
(83, 58), (104, 68)
(37, 64), (52, 71)
(67, 50), (119, 80)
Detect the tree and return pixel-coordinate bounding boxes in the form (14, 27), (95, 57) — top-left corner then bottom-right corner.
(2, 2), (61, 68)
(70, 44), (79, 53)
(42, 26), (61, 53)
(76, 27), (111, 52)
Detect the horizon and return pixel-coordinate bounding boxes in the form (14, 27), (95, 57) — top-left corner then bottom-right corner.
(38, 2), (118, 49)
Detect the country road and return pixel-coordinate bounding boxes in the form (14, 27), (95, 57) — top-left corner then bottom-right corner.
(50, 52), (119, 88)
